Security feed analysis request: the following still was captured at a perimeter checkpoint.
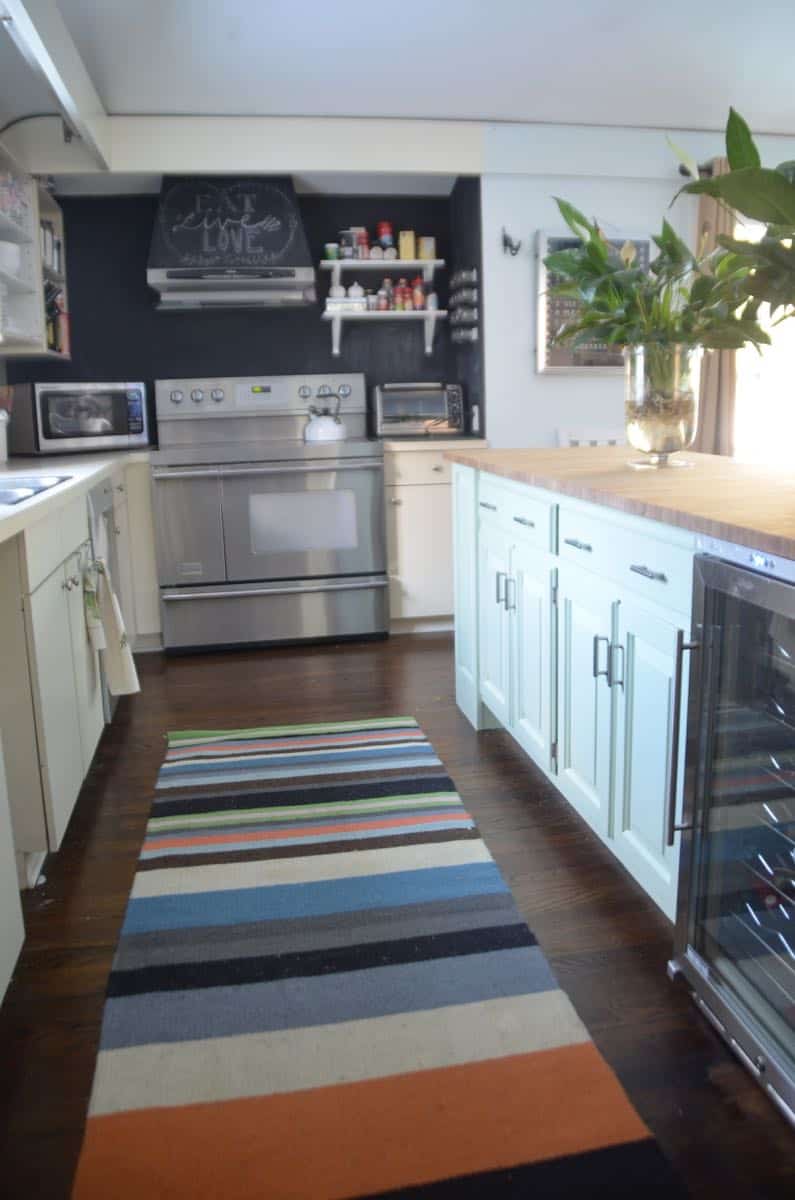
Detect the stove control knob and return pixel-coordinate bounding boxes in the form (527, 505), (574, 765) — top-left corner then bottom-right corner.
(316, 384), (332, 398)
(210, 389), (225, 403)
(338, 384), (352, 398)
(298, 385), (311, 399)
(170, 390), (184, 404)
(191, 389), (204, 403)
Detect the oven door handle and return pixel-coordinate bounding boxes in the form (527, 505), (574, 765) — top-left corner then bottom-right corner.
(151, 468), (220, 480)
(217, 460), (384, 477)
(665, 630), (700, 847)
(162, 578), (389, 602)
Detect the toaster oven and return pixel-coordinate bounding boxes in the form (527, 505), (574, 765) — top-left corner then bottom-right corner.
(372, 382), (464, 437)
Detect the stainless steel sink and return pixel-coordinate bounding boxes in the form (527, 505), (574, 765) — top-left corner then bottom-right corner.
(0, 474), (72, 506)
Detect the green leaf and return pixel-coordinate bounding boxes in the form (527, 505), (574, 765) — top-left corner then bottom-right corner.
(682, 167), (795, 225)
(552, 198), (591, 241)
(775, 161), (795, 185)
(725, 108), (761, 171)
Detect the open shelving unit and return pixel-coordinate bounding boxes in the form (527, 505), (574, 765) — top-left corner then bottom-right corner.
(319, 257), (447, 356)
(322, 308), (448, 357)
(0, 144), (70, 361)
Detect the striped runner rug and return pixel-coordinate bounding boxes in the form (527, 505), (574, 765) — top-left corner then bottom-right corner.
(73, 716), (687, 1199)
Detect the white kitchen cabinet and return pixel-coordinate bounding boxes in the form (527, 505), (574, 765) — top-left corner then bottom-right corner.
(612, 593), (689, 919)
(477, 517), (512, 727)
(452, 464), (479, 728)
(454, 466), (697, 919)
(386, 483), (453, 619)
(25, 559), (86, 849)
(0, 734), (25, 1002)
(510, 539), (555, 770)
(556, 560), (615, 839)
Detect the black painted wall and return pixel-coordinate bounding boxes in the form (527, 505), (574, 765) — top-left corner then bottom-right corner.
(449, 177), (484, 434)
(7, 193), (458, 392)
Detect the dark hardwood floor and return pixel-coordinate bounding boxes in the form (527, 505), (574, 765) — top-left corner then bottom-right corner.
(0, 634), (792, 1197)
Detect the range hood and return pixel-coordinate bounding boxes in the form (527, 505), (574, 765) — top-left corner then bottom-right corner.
(147, 176), (316, 309)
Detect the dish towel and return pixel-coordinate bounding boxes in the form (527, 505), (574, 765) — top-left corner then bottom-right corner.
(84, 558), (140, 696)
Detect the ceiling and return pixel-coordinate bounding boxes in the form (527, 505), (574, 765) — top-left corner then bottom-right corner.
(1, 0), (794, 138)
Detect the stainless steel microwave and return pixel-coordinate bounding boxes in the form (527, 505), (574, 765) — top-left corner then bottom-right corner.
(8, 382), (150, 455)
(372, 382), (464, 437)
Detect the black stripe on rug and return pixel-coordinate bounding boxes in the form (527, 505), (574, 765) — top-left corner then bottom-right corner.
(106, 923), (537, 998)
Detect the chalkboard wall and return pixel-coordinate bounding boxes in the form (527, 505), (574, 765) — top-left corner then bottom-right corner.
(7, 193), (486, 428)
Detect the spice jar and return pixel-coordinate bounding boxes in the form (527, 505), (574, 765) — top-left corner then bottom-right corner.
(411, 276), (425, 310)
(377, 221), (394, 249)
(376, 288), (389, 311)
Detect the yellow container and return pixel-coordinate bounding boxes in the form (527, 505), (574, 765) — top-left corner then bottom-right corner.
(398, 230), (416, 260)
(418, 236), (436, 260)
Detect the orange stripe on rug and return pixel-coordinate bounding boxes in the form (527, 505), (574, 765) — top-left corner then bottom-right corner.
(72, 1043), (649, 1200)
(144, 811), (473, 852)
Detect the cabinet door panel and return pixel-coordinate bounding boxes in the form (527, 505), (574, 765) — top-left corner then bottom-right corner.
(613, 596), (684, 919)
(66, 550), (105, 772)
(453, 466), (479, 728)
(478, 520), (511, 727)
(26, 567), (84, 849)
(386, 484), (452, 619)
(510, 541), (553, 769)
(557, 562), (614, 837)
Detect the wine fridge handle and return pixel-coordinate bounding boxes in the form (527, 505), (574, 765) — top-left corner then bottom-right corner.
(666, 631), (700, 847)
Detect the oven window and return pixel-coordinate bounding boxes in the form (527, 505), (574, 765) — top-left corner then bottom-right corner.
(385, 390), (445, 419)
(40, 390), (129, 439)
(249, 490), (358, 554)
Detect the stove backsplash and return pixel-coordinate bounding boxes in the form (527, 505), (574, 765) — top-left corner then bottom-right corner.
(5, 191), (484, 434)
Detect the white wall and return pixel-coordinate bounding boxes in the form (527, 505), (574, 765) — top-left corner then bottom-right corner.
(480, 123), (795, 449)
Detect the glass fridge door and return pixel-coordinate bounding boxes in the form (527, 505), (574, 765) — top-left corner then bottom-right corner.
(688, 557), (795, 1083)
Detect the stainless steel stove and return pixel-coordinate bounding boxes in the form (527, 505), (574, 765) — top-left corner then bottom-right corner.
(150, 373), (387, 650)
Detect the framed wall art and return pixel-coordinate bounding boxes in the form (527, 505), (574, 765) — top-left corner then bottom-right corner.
(536, 231), (650, 374)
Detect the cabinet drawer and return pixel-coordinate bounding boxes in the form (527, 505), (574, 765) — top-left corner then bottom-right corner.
(559, 506), (694, 613)
(22, 496), (90, 593)
(384, 451), (450, 486)
(478, 474), (555, 551)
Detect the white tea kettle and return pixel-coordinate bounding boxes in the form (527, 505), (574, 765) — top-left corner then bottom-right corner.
(304, 391), (347, 443)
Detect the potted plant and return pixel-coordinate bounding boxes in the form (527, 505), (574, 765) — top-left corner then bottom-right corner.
(678, 108), (795, 320)
(543, 199), (769, 466)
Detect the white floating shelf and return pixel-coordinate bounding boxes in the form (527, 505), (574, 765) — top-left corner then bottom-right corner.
(0, 210), (31, 245)
(322, 308), (447, 357)
(0, 266), (34, 295)
(320, 258), (444, 288)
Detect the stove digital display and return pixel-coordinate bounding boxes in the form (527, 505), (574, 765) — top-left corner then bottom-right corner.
(250, 385), (272, 394)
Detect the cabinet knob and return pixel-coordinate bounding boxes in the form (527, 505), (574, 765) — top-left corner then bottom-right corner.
(70, 574), (81, 587)
(431, 465), (444, 473)
(115, 484), (125, 493)
(62, 579), (72, 591)
(390, 497), (403, 505)
(114, 524), (122, 535)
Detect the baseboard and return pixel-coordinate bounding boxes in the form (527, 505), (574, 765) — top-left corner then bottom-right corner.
(133, 632), (163, 654)
(389, 617), (454, 635)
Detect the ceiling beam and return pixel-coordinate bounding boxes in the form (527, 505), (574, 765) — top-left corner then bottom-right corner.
(0, 0), (109, 168)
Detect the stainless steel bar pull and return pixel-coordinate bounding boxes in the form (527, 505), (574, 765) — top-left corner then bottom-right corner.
(505, 576), (516, 611)
(592, 635), (609, 679)
(630, 564), (668, 584)
(607, 642), (625, 689)
(513, 515), (535, 528)
(666, 630), (700, 846)
(495, 571), (507, 605)
(479, 501), (497, 512)
(564, 537), (592, 553)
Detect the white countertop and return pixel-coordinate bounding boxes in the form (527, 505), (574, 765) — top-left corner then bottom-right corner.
(0, 450), (151, 547)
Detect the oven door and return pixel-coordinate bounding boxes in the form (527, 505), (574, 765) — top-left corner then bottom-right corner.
(35, 383), (148, 452)
(219, 459), (386, 582)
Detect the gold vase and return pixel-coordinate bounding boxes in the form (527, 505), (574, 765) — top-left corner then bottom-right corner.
(624, 344), (702, 467)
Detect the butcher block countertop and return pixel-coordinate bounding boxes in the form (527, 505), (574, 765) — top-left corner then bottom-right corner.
(445, 445), (795, 559)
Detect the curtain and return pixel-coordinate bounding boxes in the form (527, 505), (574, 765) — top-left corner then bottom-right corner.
(693, 157), (737, 456)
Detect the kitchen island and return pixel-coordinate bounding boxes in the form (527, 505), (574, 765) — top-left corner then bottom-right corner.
(444, 444), (795, 919)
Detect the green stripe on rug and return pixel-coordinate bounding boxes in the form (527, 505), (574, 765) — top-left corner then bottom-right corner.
(167, 717), (419, 747)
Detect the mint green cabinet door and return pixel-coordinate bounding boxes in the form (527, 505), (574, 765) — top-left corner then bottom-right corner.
(452, 466), (479, 728)
(510, 541), (554, 770)
(612, 595), (686, 920)
(478, 520), (512, 728)
(556, 561), (614, 837)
